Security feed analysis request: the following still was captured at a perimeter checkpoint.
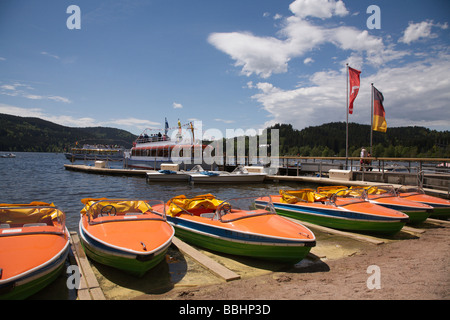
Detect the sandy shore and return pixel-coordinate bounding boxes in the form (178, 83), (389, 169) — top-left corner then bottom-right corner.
(139, 221), (449, 300)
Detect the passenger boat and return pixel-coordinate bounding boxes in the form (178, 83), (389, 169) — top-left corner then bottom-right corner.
(323, 185), (433, 224)
(396, 185), (450, 219)
(154, 194), (315, 263)
(79, 198), (174, 277)
(124, 120), (212, 170)
(186, 165), (267, 184)
(255, 188), (409, 235)
(65, 144), (125, 161)
(0, 202), (70, 300)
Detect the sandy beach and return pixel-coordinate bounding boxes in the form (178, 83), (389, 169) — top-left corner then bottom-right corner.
(137, 220), (449, 301)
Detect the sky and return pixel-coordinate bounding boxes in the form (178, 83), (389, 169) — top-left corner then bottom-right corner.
(1, 0), (449, 139)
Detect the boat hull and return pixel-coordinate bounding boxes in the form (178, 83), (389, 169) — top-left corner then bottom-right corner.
(188, 173), (266, 184)
(79, 218), (174, 277)
(367, 197), (432, 224)
(166, 215), (314, 263)
(146, 172), (190, 182)
(256, 199), (408, 235)
(398, 193), (450, 219)
(0, 231), (70, 300)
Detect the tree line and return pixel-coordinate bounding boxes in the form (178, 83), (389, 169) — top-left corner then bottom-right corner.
(1, 113), (449, 158)
(268, 122), (450, 158)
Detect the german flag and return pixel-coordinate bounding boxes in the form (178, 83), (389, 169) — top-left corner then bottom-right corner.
(373, 86), (387, 132)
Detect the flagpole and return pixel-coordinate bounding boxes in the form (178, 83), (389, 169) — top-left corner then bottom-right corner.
(370, 83), (374, 155)
(346, 63), (349, 169)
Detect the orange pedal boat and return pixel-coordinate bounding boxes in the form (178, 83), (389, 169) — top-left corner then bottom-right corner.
(79, 198), (174, 277)
(0, 202), (70, 300)
(396, 185), (450, 219)
(154, 194), (316, 263)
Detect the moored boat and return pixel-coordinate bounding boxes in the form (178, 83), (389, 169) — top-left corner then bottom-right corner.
(0, 202), (70, 300)
(347, 185), (433, 224)
(186, 165), (267, 184)
(320, 185), (433, 224)
(65, 144), (125, 161)
(124, 119), (212, 170)
(256, 188), (409, 235)
(154, 194), (315, 263)
(79, 198), (174, 277)
(396, 185), (450, 219)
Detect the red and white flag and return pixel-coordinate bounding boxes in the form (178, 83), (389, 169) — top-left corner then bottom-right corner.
(348, 67), (361, 114)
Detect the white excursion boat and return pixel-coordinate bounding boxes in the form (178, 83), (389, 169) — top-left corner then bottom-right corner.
(124, 119), (212, 170)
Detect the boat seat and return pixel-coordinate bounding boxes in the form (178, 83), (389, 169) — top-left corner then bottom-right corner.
(23, 223), (47, 227)
(0, 224), (10, 228)
(200, 213), (215, 219)
(126, 212), (143, 215)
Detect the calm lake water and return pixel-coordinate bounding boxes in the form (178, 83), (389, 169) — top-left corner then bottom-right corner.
(0, 152), (316, 232)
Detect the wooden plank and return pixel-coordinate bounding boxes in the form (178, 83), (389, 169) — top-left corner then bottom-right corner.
(284, 217), (385, 245)
(402, 226), (426, 234)
(426, 218), (450, 226)
(172, 237), (241, 282)
(70, 232), (106, 300)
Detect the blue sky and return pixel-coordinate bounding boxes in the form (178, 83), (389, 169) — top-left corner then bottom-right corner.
(1, 0), (449, 137)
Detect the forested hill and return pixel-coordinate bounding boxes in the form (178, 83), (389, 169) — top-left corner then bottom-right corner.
(1, 113), (449, 157)
(270, 122), (450, 158)
(0, 113), (137, 152)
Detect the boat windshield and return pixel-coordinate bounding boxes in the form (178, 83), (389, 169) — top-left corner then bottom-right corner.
(329, 188), (368, 206)
(397, 185), (424, 195)
(81, 199), (167, 224)
(0, 204), (66, 236)
(364, 185), (397, 198)
(231, 165), (249, 175)
(215, 196), (276, 222)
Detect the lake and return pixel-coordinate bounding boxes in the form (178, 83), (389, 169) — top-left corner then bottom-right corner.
(0, 152), (316, 232)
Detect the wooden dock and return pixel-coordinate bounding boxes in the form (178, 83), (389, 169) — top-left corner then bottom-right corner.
(68, 232), (106, 300)
(64, 164), (152, 176)
(64, 163), (448, 198)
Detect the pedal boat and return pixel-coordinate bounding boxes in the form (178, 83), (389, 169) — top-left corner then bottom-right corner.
(396, 185), (450, 219)
(0, 202), (70, 300)
(345, 185), (433, 224)
(255, 188), (409, 235)
(186, 165), (267, 184)
(79, 198), (174, 277)
(154, 194), (315, 263)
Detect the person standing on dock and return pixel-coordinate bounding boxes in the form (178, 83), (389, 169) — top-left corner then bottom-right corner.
(360, 147), (367, 171)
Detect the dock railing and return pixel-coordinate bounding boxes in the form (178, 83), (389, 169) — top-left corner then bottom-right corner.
(273, 156), (449, 193)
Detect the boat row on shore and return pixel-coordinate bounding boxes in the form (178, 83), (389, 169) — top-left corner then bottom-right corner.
(1, 184), (449, 299)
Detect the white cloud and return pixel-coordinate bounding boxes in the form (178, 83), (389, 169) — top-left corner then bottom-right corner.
(0, 81), (71, 103)
(251, 54), (450, 131)
(108, 117), (161, 132)
(214, 118), (236, 124)
(303, 57), (314, 65)
(41, 51), (60, 60)
(48, 96), (72, 103)
(0, 104), (96, 127)
(400, 21), (436, 44)
(173, 102), (183, 109)
(208, 32), (291, 78)
(208, 0), (405, 78)
(289, 0), (348, 19)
